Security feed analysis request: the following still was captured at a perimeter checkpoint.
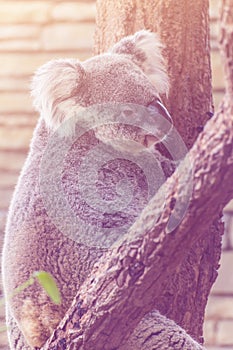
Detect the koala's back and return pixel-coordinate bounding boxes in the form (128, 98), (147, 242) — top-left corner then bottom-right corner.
(1, 114), (148, 349)
(2, 118), (103, 348)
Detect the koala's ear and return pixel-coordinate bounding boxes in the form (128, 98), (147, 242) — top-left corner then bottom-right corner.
(111, 30), (169, 96)
(31, 59), (86, 131)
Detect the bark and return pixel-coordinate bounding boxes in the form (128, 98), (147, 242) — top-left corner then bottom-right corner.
(40, 0), (233, 349)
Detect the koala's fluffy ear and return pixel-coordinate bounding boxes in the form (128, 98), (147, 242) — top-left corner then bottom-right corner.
(31, 59), (85, 131)
(111, 30), (169, 96)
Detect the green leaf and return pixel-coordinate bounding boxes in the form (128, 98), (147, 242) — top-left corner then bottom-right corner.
(34, 271), (61, 305)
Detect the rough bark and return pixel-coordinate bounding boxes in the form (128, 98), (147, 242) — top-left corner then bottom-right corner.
(37, 0), (233, 349)
(95, 0), (220, 342)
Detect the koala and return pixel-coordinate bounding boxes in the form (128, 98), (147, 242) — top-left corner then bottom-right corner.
(2, 30), (204, 349)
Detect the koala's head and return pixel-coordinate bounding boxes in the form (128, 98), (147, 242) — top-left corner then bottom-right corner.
(31, 30), (171, 147)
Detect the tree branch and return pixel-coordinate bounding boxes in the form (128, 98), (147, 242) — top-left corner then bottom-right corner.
(94, 1), (218, 341)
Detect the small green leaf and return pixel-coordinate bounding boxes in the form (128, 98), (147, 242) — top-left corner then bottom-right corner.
(34, 271), (61, 305)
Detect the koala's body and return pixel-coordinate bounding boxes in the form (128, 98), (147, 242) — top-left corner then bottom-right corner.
(2, 31), (204, 349)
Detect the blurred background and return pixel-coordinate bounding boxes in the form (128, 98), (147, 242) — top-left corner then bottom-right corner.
(0, 1), (232, 349)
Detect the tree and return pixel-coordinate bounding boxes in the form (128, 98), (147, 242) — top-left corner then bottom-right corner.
(41, 0), (233, 348)
(95, 0), (219, 341)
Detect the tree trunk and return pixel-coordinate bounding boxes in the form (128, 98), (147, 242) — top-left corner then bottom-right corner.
(95, 0), (221, 342)
(40, 1), (233, 349)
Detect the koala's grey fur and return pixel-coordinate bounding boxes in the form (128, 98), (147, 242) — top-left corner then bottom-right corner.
(2, 30), (205, 349)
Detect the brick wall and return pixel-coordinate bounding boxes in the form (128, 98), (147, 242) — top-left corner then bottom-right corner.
(0, 1), (231, 349)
